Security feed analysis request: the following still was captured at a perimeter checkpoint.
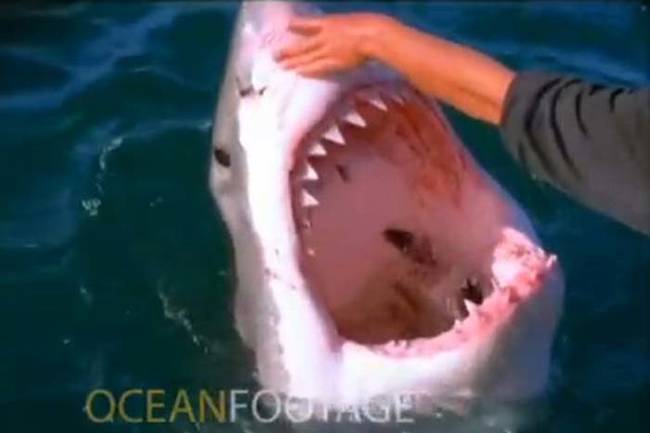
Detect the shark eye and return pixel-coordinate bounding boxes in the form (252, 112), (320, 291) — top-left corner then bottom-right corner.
(213, 147), (231, 167)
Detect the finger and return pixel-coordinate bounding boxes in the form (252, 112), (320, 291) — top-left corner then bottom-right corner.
(287, 16), (324, 35)
(278, 48), (329, 70)
(274, 37), (322, 61)
(293, 59), (343, 78)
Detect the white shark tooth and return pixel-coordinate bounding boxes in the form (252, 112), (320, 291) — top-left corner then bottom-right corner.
(308, 141), (327, 157)
(388, 92), (404, 105)
(301, 163), (318, 181)
(342, 109), (366, 127)
(306, 247), (316, 257)
(322, 124), (345, 145)
(464, 300), (479, 316)
(363, 94), (387, 111)
(454, 319), (462, 329)
(301, 189), (319, 207)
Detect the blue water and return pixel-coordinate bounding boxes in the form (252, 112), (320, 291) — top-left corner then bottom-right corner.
(1, 2), (648, 432)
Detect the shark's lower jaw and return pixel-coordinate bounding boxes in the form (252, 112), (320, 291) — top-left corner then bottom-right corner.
(289, 81), (554, 358)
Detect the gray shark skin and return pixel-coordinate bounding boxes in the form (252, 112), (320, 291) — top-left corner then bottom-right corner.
(209, 0), (564, 417)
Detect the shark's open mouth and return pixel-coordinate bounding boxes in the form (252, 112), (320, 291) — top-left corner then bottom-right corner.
(212, 2), (563, 406)
(289, 81), (552, 357)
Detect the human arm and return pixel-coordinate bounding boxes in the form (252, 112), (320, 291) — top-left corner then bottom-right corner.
(274, 13), (514, 124)
(276, 14), (650, 235)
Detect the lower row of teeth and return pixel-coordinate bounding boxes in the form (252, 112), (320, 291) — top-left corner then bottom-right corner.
(383, 278), (507, 352)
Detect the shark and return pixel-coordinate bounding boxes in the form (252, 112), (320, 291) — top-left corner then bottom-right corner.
(210, 0), (564, 415)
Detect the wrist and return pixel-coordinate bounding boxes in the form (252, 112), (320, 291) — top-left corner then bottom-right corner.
(356, 13), (398, 61)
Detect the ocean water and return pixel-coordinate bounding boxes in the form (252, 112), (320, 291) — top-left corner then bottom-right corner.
(0, 2), (648, 433)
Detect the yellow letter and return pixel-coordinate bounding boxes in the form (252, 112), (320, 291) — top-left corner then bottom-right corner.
(118, 389), (143, 423)
(85, 389), (115, 423)
(169, 389), (196, 423)
(146, 389), (166, 423)
(199, 390), (226, 423)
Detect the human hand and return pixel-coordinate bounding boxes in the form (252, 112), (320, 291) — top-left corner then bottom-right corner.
(273, 13), (389, 77)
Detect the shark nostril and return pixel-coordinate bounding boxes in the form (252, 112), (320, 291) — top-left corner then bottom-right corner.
(214, 147), (231, 167)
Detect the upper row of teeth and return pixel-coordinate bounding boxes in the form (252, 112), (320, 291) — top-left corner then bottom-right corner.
(299, 89), (407, 208)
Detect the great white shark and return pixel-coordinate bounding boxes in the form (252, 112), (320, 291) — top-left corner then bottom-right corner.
(210, 0), (564, 415)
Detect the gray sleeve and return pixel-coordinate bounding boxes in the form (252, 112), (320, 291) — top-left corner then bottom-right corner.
(499, 71), (650, 235)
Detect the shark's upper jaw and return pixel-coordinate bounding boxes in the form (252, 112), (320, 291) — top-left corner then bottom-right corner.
(288, 80), (556, 358)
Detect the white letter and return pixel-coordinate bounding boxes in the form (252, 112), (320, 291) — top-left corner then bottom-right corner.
(251, 390), (282, 423)
(334, 405), (362, 423)
(229, 389), (250, 422)
(362, 398), (390, 424)
(284, 396), (313, 423)
(395, 392), (416, 424)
